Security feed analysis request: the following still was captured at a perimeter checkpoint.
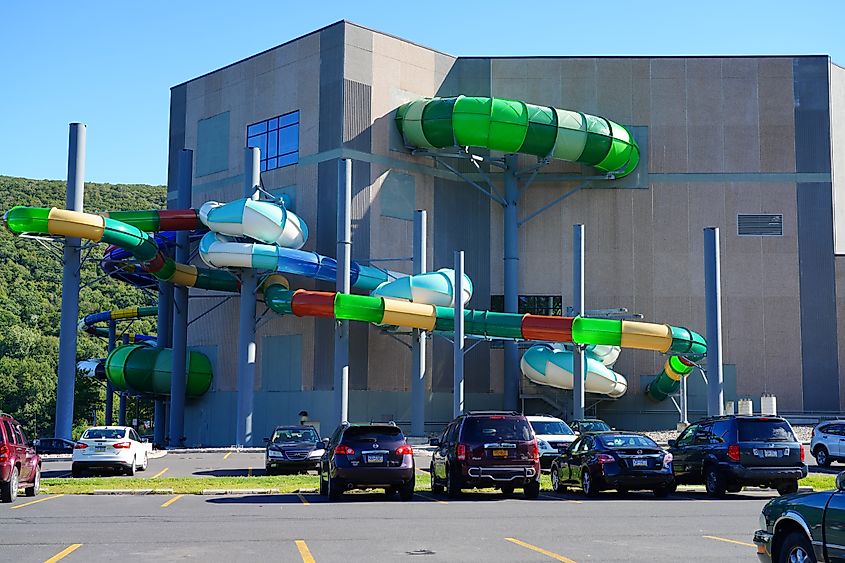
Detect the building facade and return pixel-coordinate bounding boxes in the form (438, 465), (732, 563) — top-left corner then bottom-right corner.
(167, 21), (845, 445)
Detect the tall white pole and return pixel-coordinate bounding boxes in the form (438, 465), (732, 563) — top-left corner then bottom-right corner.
(572, 224), (585, 421)
(453, 251), (465, 418)
(333, 159), (352, 426)
(411, 210), (427, 436)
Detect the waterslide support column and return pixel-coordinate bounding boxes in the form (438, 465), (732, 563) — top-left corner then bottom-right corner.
(334, 159), (352, 427)
(155, 281), (172, 445)
(105, 320), (116, 425)
(572, 224), (585, 421)
(169, 149), (192, 447)
(503, 154), (520, 411)
(411, 210), (427, 436)
(453, 250), (465, 418)
(119, 331), (129, 426)
(55, 122), (85, 440)
(236, 147), (260, 447)
(704, 227), (724, 417)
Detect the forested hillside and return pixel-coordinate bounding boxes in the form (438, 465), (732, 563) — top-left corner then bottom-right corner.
(0, 175), (165, 438)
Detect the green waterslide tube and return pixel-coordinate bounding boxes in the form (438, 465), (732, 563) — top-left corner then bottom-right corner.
(646, 356), (697, 402)
(395, 96), (640, 178)
(105, 344), (212, 398)
(433, 307), (525, 339)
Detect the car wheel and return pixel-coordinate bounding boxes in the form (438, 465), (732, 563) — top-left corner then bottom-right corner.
(446, 465), (462, 499)
(266, 466), (276, 476)
(616, 487), (629, 496)
(71, 463), (84, 478)
(704, 466), (726, 497)
(777, 480), (799, 496)
(25, 466), (40, 497)
(126, 457), (137, 477)
(653, 484), (672, 498)
(398, 480), (414, 502)
(727, 484), (743, 493)
(776, 530), (816, 563)
(430, 464), (444, 495)
(139, 454), (148, 472)
(327, 473), (343, 501)
(318, 467), (328, 496)
(0, 466), (18, 502)
(523, 480), (540, 499)
(814, 447), (830, 468)
(581, 468), (598, 498)
(500, 485), (514, 497)
(550, 465), (566, 493)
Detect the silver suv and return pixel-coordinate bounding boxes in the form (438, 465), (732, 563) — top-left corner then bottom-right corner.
(811, 420), (845, 467)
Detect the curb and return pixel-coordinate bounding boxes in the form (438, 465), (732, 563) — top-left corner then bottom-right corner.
(92, 489), (174, 495)
(167, 448), (265, 454)
(201, 488), (279, 495)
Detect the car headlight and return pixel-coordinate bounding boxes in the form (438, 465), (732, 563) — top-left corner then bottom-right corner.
(538, 440), (551, 451)
(308, 449), (324, 459)
(758, 512), (768, 531)
(268, 449), (284, 458)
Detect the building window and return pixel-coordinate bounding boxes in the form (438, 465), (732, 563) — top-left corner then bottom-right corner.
(247, 111), (299, 172)
(490, 295), (562, 316)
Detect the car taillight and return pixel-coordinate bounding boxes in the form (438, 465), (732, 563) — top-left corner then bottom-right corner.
(113, 442), (132, 449)
(662, 452), (673, 468)
(456, 443), (467, 461)
(530, 441), (539, 461)
(74, 443), (88, 449)
(800, 445), (805, 462)
(334, 444), (355, 455)
(0, 444), (9, 460)
(727, 444), (740, 461)
(395, 444), (413, 455)
(596, 453), (615, 464)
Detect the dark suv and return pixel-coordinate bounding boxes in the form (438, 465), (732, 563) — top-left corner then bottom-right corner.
(668, 415), (807, 497)
(319, 423), (415, 500)
(0, 413), (41, 502)
(430, 411), (540, 498)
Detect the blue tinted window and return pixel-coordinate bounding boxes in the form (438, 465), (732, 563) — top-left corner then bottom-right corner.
(246, 111), (299, 172)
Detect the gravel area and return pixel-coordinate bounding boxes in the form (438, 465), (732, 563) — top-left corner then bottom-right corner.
(643, 425), (815, 445)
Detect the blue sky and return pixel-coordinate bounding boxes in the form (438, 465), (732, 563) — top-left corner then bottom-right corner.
(1, 1), (842, 186)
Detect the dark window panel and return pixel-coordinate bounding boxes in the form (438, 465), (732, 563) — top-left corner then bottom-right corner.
(247, 121), (267, 136)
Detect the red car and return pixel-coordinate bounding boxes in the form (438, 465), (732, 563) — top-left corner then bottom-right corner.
(0, 413), (41, 502)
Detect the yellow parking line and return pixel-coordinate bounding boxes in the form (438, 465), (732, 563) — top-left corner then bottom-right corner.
(150, 467), (169, 479)
(295, 539), (315, 563)
(297, 494), (310, 506)
(223, 451), (232, 460)
(44, 543), (82, 563)
(505, 538), (576, 562)
(415, 492), (447, 504)
(703, 535), (755, 548)
(160, 494), (184, 508)
(11, 494), (64, 510)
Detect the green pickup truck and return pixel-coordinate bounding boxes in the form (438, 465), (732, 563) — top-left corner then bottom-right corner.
(754, 471), (845, 562)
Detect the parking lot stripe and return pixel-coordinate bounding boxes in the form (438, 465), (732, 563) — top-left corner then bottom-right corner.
(150, 467), (169, 479)
(297, 494), (310, 506)
(702, 535), (755, 548)
(223, 452), (232, 460)
(160, 494), (184, 508)
(505, 538), (576, 562)
(415, 492), (447, 504)
(11, 494), (64, 510)
(295, 539), (315, 563)
(43, 543), (81, 563)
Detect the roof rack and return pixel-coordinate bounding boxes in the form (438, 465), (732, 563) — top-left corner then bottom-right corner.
(466, 411), (521, 416)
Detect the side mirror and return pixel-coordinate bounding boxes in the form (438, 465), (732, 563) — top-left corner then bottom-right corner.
(263, 437), (270, 443)
(429, 438), (440, 447)
(667, 439), (677, 448)
(837, 471), (845, 492)
(321, 437), (330, 446)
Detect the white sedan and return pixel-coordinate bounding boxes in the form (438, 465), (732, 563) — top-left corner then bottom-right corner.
(71, 426), (152, 477)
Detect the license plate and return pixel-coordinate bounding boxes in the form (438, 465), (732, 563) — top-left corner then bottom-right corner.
(94, 446), (105, 452)
(492, 449), (508, 458)
(632, 458), (648, 467)
(365, 454), (384, 464)
(763, 449), (779, 457)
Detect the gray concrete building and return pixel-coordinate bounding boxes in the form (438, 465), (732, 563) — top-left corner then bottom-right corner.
(167, 21), (845, 445)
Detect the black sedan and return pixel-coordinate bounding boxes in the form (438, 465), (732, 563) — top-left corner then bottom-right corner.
(33, 438), (76, 455)
(550, 432), (675, 497)
(264, 425), (324, 475)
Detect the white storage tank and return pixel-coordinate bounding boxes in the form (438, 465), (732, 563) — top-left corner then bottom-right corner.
(760, 394), (777, 416)
(738, 398), (754, 415)
(725, 400), (735, 415)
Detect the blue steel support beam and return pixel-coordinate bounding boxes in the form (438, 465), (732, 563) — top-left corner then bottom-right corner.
(704, 227), (724, 416)
(502, 154), (520, 411)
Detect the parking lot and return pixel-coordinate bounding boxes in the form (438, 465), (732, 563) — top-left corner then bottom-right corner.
(4, 450), (829, 562)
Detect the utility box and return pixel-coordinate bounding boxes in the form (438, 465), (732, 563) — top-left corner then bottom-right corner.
(738, 398), (753, 415)
(760, 394), (777, 416)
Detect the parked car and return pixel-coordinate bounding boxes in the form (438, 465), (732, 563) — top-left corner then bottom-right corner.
(0, 413), (41, 502)
(33, 438), (76, 455)
(72, 426), (152, 477)
(811, 420), (845, 467)
(264, 425), (324, 475)
(569, 419), (612, 435)
(526, 415), (577, 469)
(550, 431), (674, 497)
(430, 411), (540, 499)
(319, 423), (414, 500)
(754, 470), (845, 562)
(668, 415), (807, 497)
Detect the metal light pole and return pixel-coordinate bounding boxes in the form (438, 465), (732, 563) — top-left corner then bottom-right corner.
(105, 320), (116, 425)
(453, 250), (465, 418)
(334, 158), (352, 427)
(411, 210), (427, 436)
(55, 123), (86, 439)
(572, 224), (585, 421)
(704, 227), (724, 416)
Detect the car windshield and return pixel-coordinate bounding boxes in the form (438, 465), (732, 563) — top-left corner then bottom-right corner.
(272, 428), (319, 443)
(599, 435), (658, 449)
(738, 420), (796, 442)
(462, 417), (533, 442)
(82, 428), (126, 440)
(531, 421), (574, 435)
(579, 420), (610, 432)
(344, 426), (403, 442)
